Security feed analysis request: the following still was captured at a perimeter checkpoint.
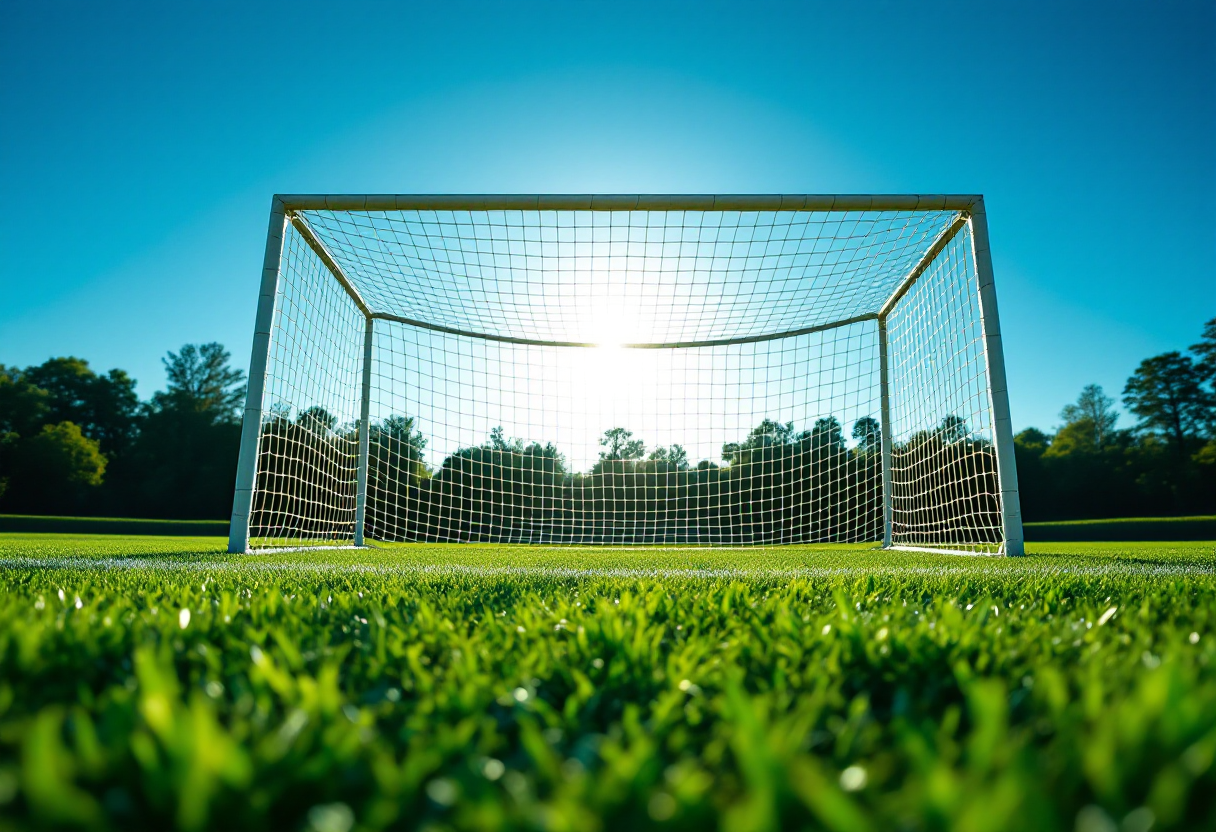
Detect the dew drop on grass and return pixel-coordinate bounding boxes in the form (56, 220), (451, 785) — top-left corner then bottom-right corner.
(592, 658), (604, 669)
(482, 758), (505, 780)
(1074, 805), (1116, 832)
(1190, 632), (1201, 644)
(0, 769), (18, 805)
(307, 802), (354, 832)
(648, 792), (677, 821)
(821, 624), (831, 635)
(179, 609), (191, 629)
(426, 778), (458, 806)
(1122, 807), (1155, 832)
(839, 765), (867, 791)
(1097, 606), (1117, 626)
(512, 687), (529, 702)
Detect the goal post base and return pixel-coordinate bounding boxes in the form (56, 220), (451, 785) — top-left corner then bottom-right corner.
(239, 544), (374, 556)
(885, 544), (1014, 558)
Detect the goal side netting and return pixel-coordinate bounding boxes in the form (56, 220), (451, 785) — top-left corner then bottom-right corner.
(228, 196), (1022, 555)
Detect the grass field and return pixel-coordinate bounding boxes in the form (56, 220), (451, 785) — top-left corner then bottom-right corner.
(0, 535), (1213, 831)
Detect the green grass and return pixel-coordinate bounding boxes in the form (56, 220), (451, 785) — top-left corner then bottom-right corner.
(0, 535), (1213, 831)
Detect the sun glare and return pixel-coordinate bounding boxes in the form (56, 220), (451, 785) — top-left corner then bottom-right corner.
(585, 297), (629, 349)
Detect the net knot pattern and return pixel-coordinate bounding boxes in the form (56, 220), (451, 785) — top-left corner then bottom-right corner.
(240, 196), (1014, 554)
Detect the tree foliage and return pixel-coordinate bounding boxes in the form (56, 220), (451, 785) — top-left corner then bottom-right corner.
(648, 444), (690, 470)
(1, 421), (106, 513)
(0, 364), (50, 437)
(598, 427), (645, 462)
(852, 416), (881, 453)
(1191, 317), (1216, 385)
(1016, 321), (1216, 520)
(0, 345), (244, 520)
(155, 343), (246, 419)
(1123, 351), (1210, 452)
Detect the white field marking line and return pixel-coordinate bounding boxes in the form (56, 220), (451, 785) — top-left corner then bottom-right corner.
(0, 557), (1212, 580)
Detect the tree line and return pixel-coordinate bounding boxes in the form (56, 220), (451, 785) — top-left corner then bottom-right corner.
(1015, 317), (1216, 520)
(1, 317), (1212, 530)
(357, 416), (894, 544)
(0, 344), (245, 519)
(254, 408), (998, 546)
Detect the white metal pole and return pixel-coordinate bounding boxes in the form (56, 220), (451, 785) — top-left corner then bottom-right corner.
(877, 317), (895, 548)
(228, 197), (287, 554)
(968, 199), (1025, 557)
(354, 317), (374, 546)
(276, 193), (984, 213)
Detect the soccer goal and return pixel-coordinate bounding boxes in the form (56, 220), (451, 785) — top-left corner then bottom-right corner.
(227, 195), (1023, 556)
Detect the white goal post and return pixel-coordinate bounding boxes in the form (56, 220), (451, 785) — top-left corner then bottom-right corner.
(228, 194), (1023, 556)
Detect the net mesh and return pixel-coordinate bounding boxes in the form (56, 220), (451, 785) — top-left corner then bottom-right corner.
(243, 203), (1006, 553)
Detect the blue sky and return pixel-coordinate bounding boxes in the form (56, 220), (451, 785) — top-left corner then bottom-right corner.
(1, 1), (1213, 434)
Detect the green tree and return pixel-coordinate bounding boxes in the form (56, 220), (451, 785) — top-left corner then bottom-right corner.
(1122, 352), (1209, 452)
(649, 444), (690, 470)
(488, 426), (524, 453)
(723, 418), (794, 464)
(1054, 384), (1120, 453)
(599, 427), (645, 461)
(937, 415), (970, 444)
(1190, 317), (1216, 437)
(297, 406), (338, 435)
(1013, 427), (1052, 518)
(21, 357), (140, 455)
(122, 344), (245, 518)
(1191, 316), (1216, 387)
(1, 422), (106, 513)
(154, 343), (245, 419)
(379, 415), (428, 458)
(522, 441), (566, 474)
(810, 416), (845, 451)
(0, 364), (50, 437)
(851, 416), (881, 453)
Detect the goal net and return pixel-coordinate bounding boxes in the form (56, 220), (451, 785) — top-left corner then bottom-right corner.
(228, 195), (1023, 556)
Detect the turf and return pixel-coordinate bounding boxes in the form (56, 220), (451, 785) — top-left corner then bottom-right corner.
(0, 535), (1213, 831)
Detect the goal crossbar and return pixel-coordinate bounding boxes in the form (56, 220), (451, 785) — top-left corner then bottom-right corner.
(276, 193), (985, 213)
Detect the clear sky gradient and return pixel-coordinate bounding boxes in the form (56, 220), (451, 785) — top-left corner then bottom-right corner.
(1, 1), (1213, 434)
